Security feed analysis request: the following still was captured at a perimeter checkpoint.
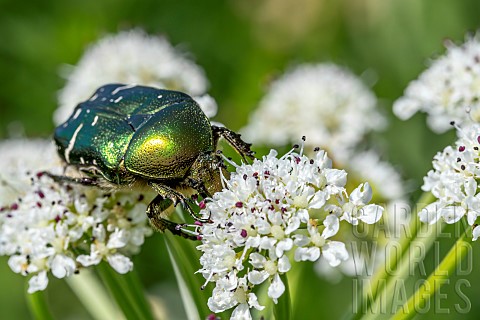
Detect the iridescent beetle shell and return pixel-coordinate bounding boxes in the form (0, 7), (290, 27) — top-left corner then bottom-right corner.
(52, 83), (254, 239)
(54, 84), (213, 184)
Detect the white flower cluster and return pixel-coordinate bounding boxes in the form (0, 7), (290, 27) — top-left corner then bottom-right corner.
(393, 33), (480, 133)
(240, 63), (403, 284)
(0, 139), (153, 293)
(421, 124), (480, 239)
(241, 63), (386, 159)
(197, 149), (384, 319)
(55, 29), (217, 125)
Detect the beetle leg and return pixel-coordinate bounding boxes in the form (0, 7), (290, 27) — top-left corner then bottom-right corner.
(41, 171), (100, 186)
(149, 182), (209, 223)
(185, 177), (209, 199)
(211, 125), (255, 161)
(146, 195), (198, 240)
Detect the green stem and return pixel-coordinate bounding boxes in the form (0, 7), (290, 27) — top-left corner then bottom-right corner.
(123, 268), (155, 318)
(273, 274), (291, 320)
(66, 269), (124, 320)
(392, 226), (472, 320)
(164, 232), (210, 319)
(96, 262), (154, 320)
(359, 221), (442, 320)
(26, 288), (54, 320)
(353, 192), (435, 319)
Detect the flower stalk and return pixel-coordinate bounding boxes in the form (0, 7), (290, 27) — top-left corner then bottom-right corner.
(355, 192), (435, 318)
(96, 262), (154, 320)
(164, 231), (211, 319)
(392, 226), (472, 320)
(26, 287), (53, 320)
(66, 270), (124, 320)
(358, 221), (442, 320)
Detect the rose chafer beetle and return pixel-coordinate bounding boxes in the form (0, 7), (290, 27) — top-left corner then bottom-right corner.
(49, 84), (254, 239)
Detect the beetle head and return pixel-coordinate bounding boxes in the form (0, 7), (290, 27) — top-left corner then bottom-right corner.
(189, 152), (227, 196)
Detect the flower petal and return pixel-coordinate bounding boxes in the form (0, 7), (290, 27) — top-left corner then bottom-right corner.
(231, 303), (252, 320)
(51, 254), (76, 279)
(248, 270), (269, 285)
(473, 225), (480, 241)
(294, 247), (320, 262)
(28, 271), (49, 293)
(322, 241), (348, 267)
(440, 206), (465, 224)
(268, 273), (285, 303)
(106, 254), (133, 274)
(358, 204), (384, 224)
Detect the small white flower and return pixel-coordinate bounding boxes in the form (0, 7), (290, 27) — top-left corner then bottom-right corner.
(342, 183), (384, 225)
(241, 63), (385, 158)
(294, 216), (347, 267)
(207, 273), (264, 317)
(28, 271), (48, 294)
(106, 254), (134, 274)
(321, 241), (349, 267)
(421, 124), (480, 238)
(55, 29), (216, 125)
(268, 273), (286, 303)
(197, 148), (383, 317)
(51, 254), (76, 279)
(393, 32), (480, 133)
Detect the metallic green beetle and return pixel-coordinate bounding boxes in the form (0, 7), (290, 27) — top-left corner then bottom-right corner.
(51, 84), (254, 239)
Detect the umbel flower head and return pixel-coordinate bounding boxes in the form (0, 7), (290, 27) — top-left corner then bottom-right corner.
(421, 123), (480, 239)
(241, 63), (386, 159)
(196, 147), (384, 319)
(393, 32), (480, 133)
(55, 29), (217, 125)
(0, 139), (153, 293)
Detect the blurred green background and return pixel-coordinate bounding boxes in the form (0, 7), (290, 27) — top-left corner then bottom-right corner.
(1, 0), (480, 319)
